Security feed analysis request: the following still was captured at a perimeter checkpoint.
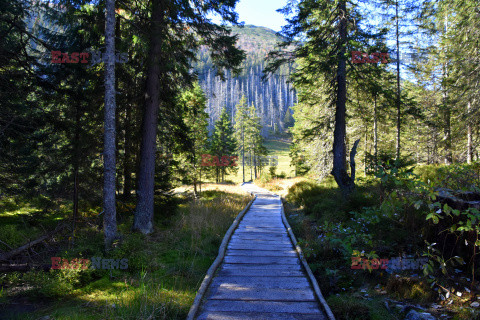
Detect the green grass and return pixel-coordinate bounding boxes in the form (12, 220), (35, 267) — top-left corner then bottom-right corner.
(0, 196), (70, 251)
(221, 138), (294, 184)
(0, 190), (252, 319)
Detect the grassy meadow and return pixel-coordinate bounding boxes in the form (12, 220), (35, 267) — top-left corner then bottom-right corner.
(0, 189), (252, 319)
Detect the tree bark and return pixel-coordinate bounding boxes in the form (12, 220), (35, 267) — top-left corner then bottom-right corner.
(467, 100), (473, 164)
(350, 139), (360, 183)
(123, 100), (133, 199)
(73, 105), (80, 243)
(331, 0), (355, 197)
(395, 0), (401, 160)
(193, 152), (198, 198)
(442, 13), (452, 165)
(373, 94), (378, 165)
(133, 0), (164, 235)
(103, 0), (118, 248)
(242, 124), (245, 182)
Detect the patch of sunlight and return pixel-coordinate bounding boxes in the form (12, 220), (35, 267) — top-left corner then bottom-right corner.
(0, 206), (40, 216)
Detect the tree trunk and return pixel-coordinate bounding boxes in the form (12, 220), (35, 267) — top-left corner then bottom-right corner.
(373, 94), (378, 165)
(467, 101), (473, 164)
(72, 105), (80, 243)
(193, 152), (197, 198)
(331, 0), (355, 197)
(133, 0), (164, 235)
(123, 100), (133, 200)
(242, 125), (245, 182)
(364, 126), (367, 177)
(103, 0), (118, 249)
(250, 150), (253, 181)
(442, 13), (452, 165)
(395, 0), (401, 160)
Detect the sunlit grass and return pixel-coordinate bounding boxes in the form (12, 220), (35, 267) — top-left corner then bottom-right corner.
(220, 138), (294, 184)
(1, 189), (252, 319)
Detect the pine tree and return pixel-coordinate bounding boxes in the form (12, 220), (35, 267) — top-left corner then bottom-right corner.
(234, 95), (249, 182)
(244, 103), (264, 180)
(284, 109), (294, 129)
(177, 82), (209, 197)
(133, 0), (245, 234)
(211, 108), (237, 183)
(103, 0), (118, 248)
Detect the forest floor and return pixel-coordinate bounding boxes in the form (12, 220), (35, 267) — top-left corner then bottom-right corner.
(0, 188), (252, 319)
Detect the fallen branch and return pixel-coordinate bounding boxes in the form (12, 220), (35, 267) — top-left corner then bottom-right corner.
(0, 224), (66, 261)
(0, 263), (51, 272)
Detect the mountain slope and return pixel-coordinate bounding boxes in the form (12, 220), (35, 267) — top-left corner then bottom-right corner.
(195, 25), (297, 136)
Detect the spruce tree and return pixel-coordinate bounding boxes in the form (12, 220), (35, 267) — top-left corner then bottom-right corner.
(234, 95), (249, 182)
(211, 108), (237, 183)
(177, 82), (209, 197)
(133, 0), (245, 234)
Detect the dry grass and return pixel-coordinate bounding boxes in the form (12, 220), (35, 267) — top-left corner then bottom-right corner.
(173, 183), (250, 196)
(255, 177), (307, 198)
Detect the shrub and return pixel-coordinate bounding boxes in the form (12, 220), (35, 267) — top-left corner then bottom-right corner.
(414, 162), (480, 191)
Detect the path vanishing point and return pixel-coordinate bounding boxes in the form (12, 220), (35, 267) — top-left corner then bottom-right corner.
(190, 183), (334, 320)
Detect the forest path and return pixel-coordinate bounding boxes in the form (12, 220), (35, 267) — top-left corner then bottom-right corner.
(194, 183), (330, 320)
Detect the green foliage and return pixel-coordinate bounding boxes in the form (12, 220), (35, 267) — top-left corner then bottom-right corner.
(414, 162), (480, 192)
(174, 82), (209, 193)
(386, 276), (434, 303)
(210, 107), (238, 182)
(283, 109), (294, 128)
(268, 166), (277, 178)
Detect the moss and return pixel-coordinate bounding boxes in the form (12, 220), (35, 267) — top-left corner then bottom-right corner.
(386, 276), (434, 303)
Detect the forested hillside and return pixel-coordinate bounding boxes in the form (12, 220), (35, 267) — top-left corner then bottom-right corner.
(195, 25), (297, 135)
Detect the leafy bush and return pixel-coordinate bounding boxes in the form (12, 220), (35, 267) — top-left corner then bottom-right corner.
(415, 162), (480, 192)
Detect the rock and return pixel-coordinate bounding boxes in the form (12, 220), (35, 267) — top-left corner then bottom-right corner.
(396, 304), (407, 313)
(471, 301), (480, 308)
(404, 309), (437, 320)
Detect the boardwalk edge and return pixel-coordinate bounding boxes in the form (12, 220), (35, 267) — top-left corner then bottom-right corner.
(280, 196), (337, 320)
(186, 188), (256, 320)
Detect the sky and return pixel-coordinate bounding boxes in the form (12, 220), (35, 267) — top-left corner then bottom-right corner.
(214, 0), (289, 32)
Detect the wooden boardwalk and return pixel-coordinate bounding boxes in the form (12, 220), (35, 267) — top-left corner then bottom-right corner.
(195, 183), (329, 320)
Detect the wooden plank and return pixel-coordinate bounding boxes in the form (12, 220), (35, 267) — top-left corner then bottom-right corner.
(224, 255), (300, 265)
(199, 300), (323, 314)
(217, 267), (304, 277)
(227, 249), (297, 257)
(207, 286), (316, 301)
(209, 276), (311, 289)
(197, 311), (325, 320)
